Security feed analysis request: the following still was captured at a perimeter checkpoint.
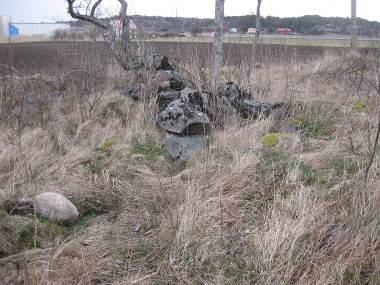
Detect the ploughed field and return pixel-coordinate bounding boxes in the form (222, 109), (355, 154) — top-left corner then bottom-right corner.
(1, 41), (378, 74)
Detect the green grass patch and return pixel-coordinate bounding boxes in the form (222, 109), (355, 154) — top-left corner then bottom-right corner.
(17, 218), (68, 249)
(258, 150), (318, 187)
(291, 102), (337, 139)
(84, 138), (116, 174)
(318, 157), (365, 187)
(87, 154), (108, 174)
(71, 208), (99, 232)
(130, 142), (166, 160)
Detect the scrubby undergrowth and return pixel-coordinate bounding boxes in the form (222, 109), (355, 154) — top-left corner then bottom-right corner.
(0, 52), (379, 284)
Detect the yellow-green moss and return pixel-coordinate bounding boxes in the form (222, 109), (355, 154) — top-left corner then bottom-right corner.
(100, 138), (115, 152)
(260, 133), (291, 148)
(351, 100), (371, 113)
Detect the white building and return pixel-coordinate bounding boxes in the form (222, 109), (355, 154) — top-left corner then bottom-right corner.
(0, 15), (9, 38)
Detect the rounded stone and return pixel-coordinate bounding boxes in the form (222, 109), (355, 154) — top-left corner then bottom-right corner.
(34, 192), (79, 224)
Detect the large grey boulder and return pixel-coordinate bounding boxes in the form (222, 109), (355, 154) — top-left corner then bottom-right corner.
(156, 99), (210, 135)
(165, 133), (208, 161)
(34, 192), (79, 224)
(180, 87), (209, 112)
(158, 90), (181, 111)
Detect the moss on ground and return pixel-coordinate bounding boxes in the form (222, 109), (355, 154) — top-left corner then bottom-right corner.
(260, 133), (292, 148)
(16, 218), (68, 249)
(130, 143), (166, 160)
(100, 138), (115, 152)
(351, 100), (371, 113)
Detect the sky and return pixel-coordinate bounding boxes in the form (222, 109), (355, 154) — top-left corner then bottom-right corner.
(0, 0), (379, 23)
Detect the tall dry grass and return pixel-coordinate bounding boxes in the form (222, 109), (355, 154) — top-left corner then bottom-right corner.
(0, 44), (379, 284)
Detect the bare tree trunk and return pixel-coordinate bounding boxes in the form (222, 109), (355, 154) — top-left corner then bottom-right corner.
(66, 0), (139, 70)
(351, 0), (358, 48)
(213, 0), (225, 90)
(252, 0), (262, 70)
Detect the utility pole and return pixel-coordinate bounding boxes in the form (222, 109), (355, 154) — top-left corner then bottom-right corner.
(212, 0), (225, 90)
(351, 0), (358, 48)
(252, 0), (263, 69)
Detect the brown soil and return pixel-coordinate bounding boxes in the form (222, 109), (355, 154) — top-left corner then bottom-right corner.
(2, 41), (378, 75)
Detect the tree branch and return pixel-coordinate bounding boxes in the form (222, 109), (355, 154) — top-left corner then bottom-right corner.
(90, 0), (104, 16)
(66, 0), (138, 71)
(66, 0), (108, 29)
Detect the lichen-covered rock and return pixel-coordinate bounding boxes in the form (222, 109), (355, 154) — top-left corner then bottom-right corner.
(34, 192), (79, 225)
(150, 54), (173, 71)
(159, 76), (185, 92)
(218, 82), (242, 100)
(148, 70), (185, 92)
(164, 133), (208, 161)
(180, 87), (209, 112)
(156, 99), (210, 135)
(158, 90), (181, 111)
(216, 82), (243, 116)
(239, 100), (285, 119)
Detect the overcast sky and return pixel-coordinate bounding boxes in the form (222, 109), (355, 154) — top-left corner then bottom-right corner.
(0, 0), (379, 22)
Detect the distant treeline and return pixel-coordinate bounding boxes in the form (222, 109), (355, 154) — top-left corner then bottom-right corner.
(127, 14), (380, 37)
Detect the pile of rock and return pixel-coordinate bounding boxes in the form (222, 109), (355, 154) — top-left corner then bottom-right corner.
(122, 55), (286, 163)
(216, 82), (285, 119)
(151, 56), (210, 162)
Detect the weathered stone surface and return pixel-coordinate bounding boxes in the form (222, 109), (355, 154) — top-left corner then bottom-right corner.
(34, 192), (79, 224)
(149, 70), (185, 92)
(119, 84), (143, 101)
(218, 82), (242, 100)
(180, 87), (209, 112)
(159, 76), (185, 92)
(156, 99), (210, 135)
(239, 100), (285, 118)
(158, 90), (181, 111)
(151, 54), (173, 71)
(164, 132), (208, 161)
(2, 197), (33, 216)
(216, 82), (243, 116)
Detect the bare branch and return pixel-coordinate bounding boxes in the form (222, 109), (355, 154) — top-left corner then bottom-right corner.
(66, 0), (108, 29)
(90, 0), (104, 16)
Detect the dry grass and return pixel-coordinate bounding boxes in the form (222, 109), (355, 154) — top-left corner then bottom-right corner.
(0, 47), (379, 284)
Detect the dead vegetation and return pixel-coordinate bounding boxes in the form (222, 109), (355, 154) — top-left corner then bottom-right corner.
(0, 45), (379, 284)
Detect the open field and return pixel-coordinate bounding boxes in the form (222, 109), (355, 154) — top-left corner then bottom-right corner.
(0, 40), (380, 284)
(150, 34), (380, 48)
(2, 33), (380, 47)
(1, 41), (380, 74)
